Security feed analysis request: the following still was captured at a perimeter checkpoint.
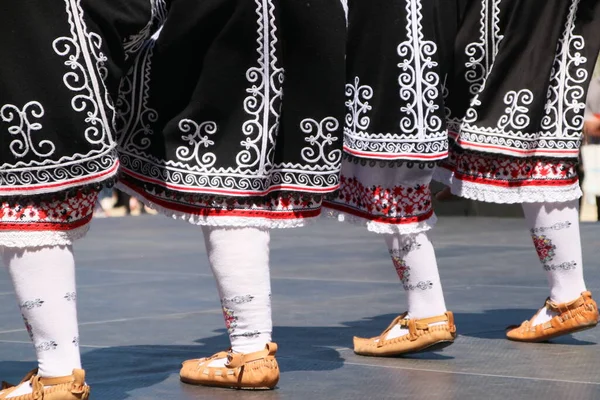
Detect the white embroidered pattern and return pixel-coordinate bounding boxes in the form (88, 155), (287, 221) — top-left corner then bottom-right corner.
(119, 0), (342, 194)
(176, 119), (218, 168)
(54, 0), (114, 146)
(464, 0), (503, 96)
(461, 0), (503, 125)
(397, 0), (442, 138)
(345, 77), (373, 135)
(344, 76), (447, 159)
(540, 0), (587, 139)
(300, 117), (341, 167)
(497, 90), (534, 131)
(339, 0), (348, 24)
(123, 0), (168, 60)
(239, 0), (284, 172)
(0, 0), (119, 195)
(455, 0), (588, 157)
(1, 102), (55, 159)
(117, 39), (158, 151)
(342, 0), (447, 160)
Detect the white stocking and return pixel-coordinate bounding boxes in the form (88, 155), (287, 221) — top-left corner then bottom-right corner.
(202, 226), (272, 366)
(383, 232), (447, 340)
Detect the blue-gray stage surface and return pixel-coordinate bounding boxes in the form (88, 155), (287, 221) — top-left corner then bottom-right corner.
(0, 215), (598, 399)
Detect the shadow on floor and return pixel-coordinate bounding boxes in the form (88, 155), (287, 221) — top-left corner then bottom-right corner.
(346, 309), (597, 344)
(0, 308), (595, 399)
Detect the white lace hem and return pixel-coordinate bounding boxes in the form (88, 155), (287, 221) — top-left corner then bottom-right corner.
(322, 207), (437, 235)
(0, 225), (90, 248)
(433, 167), (582, 204)
(117, 184), (318, 229)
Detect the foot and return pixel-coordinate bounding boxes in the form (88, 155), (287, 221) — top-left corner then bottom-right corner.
(180, 342), (279, 390)
(506, 291), (599, 342)
(353, 312), (457, 357)
(0, 369), (89, 400)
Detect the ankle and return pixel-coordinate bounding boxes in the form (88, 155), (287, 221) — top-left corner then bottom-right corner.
(231, 335), (271, 354)
(408, 308), (447, 320)
(550, 290), (586, 305)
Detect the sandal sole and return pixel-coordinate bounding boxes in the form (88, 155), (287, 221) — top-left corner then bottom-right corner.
(507, 321), (598, 343)
(355, 338), (456, 357)
(180, 377), (276, 390)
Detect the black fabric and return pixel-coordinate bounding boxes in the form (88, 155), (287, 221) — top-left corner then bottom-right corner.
(117, 0), (347, 198)
(0, 0), (157, 198)
(343, 0), (600, 161)
(343, 0), (460, 160)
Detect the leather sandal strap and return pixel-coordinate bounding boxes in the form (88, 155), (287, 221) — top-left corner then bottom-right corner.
(375, 312), (451, 346)
(37, 375), (74, 386)
(446, 311), (455, 328)
(226, 343), (277, 369)
(400, 313), (449, 330)
(546, 295), (585, 313)
(227, 349), (267, 368)
(209, 351), (230, 360)
(36, 370), (85, 394)
(1, 369), (84, 400)
(415, 313), (450, 326)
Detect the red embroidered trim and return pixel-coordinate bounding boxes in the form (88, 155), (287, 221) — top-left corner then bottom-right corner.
(450, 172), (578, 187)
(0, 216), (92, 232)
(448, 131), (580, 156)
(324, 202), (434, 224)
(441, 147), (578, 188)
(325, 175), (434, 224)
(0, 191), (97, 231)
(123, 182), (324, 220)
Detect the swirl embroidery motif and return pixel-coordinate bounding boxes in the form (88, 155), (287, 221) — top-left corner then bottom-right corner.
(176, 119), (218, 168)
(397, 0), (442, 139)
(540, 0), (588, 139)
(464, 0), (504, 96)
(497, 90), (534, 131)
(301, 117), (342, 167)
(1, 102), (55, 159)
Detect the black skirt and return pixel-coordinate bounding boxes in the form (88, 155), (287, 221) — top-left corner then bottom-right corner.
(343, 0), (600, 161)
(117, 0), (347, 225)
(0, 0), (163, 199)
(448, 0), (600, 159)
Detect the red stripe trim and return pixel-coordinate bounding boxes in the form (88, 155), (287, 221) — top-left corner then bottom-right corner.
(0, 161), (119, 193)
(123, 182), (323, 220)
(448, 131), (579, 156)
(323, 201), (434, 225)
(121, 167), (339, 196)
(452, 171), (579, 188)
(0, 214), (92, 232)
(343, 146), (447, 160)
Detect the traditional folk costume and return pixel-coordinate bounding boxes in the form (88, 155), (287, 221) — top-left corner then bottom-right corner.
(325, 0), (600, 356)
(0, 1), (165, 399)
(117, 0), (347, 389)
(580, 76), (600, 215)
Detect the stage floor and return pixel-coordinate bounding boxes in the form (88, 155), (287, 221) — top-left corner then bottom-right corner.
(0, 216), (598, 399)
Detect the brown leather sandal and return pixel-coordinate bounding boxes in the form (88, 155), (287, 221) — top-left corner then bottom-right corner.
(506, 291), (599, 342)
(354, 312), (457, 356)
(0, 369), (89, 400)
(180, 342), (279, 390)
